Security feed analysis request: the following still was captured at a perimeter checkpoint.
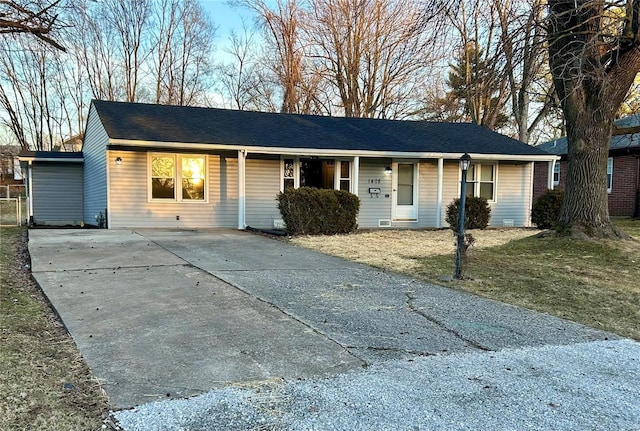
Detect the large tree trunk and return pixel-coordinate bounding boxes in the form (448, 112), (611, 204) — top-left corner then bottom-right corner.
(559, 108), (622, 238)
(547, 0), (640, 239)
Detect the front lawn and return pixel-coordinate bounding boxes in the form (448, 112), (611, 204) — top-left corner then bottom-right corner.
(292, 218), (640, 340)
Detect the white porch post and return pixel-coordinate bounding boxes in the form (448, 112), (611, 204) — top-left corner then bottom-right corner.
(238, 149), (247, 229)
(352, 156), (360, 196)
(527, 161), (535, 227)
(436, 157), (444, 228)
(547, 159), (556, 190)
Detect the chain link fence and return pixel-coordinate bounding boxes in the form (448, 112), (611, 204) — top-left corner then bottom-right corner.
(0, 184), (27, 226)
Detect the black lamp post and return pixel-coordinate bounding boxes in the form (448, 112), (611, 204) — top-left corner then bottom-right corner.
(455, 153), (472, 279)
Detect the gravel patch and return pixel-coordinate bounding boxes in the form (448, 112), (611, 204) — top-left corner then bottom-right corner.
(113, 339), (640, 431)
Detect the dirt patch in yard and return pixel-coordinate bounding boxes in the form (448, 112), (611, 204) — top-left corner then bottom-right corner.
(291, 228), (539, 273)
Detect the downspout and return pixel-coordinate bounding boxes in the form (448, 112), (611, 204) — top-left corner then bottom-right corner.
(635, 155), (640, 218)
(27, 161), (33, 224)
(436, 158), (444, 228)
(238, 149), (247, 230)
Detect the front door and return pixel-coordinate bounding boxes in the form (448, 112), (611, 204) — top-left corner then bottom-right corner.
(392, 162), (418, 220)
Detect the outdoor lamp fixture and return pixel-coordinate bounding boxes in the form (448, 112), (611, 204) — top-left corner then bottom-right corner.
(115, 157), (123, 165)
(384, 166), (392, 174)
(454, 152), (472, 279)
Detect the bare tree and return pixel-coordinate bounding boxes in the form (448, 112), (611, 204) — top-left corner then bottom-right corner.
(547, 0), (640, 238)
(0, 37), (69, 150)
(216, 22), (275, 110)
(306, 0), (436, 119)
(0, 0), (65, 50)
(495, 0), (556, 143)
(150, 0), (216, 105)
(234, 0), (309, 113)
(443, 0), (512, 129)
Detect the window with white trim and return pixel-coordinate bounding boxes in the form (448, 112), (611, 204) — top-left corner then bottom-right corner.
(465, 163), (496, 201)
(553, 162), (560, 186)
(149, 153), (207, 202)
(339, 160), (351, 191)
(283, 158), (295, 190)
(282, 157), (352, 192)
(607, 157), (613, 193)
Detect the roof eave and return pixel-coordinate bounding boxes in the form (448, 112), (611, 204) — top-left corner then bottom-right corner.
(107, 139), (558, 162)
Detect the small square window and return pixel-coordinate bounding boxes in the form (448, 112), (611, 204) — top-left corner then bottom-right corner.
(553, 163), (560, 186)
(607, 157), (613, 193)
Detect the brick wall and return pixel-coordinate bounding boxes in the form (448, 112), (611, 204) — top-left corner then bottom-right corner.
(534, 156), (639, 217)
(533, 161), (551, 202)
(608, 154), (639, 217)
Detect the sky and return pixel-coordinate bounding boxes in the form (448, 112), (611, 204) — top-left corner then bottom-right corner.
(199, 0), (258, 43)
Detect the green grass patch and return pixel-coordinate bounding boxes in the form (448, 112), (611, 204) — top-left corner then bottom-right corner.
(0, 227), (110, 430)
(414, 219), (640, 340)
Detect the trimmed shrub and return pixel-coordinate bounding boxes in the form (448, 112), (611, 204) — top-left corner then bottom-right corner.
(531, 188), (565, 229)
(277, 187), (360, 235)
(445, 196), (491, 231)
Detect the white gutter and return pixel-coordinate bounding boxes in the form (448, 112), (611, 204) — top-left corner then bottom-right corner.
(107, 139), (558, 162)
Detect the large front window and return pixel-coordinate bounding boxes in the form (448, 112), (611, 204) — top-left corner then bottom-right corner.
(465, 163), (496, 201)
(149, 154), (207, 201)
(282, 158), (352, 192)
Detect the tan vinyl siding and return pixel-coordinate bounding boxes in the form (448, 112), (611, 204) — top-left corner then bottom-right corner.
(418, 161), (438, 227)
(83, 105), (109, 226)
(490, 162), (532, 227)
(31, 163), (83, 225)
(357, 159), (392, 228)
(441, 161), (532, 228)
(108, 150), (237, 228)
(245, 159), (281, 229)
(441, 161), (461, 227)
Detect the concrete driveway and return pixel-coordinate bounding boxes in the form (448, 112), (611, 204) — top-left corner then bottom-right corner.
(29, 229), (628, 411)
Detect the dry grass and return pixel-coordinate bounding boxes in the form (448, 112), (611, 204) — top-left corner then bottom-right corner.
(291, 228), (537, 273)
(0, 227), (110, 431)
(291, 220), (640, 340)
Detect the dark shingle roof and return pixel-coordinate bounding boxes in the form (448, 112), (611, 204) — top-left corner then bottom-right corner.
(537, 114), (640, 155)
(92, 100), (551, 157)
(19, 150), (83, 160)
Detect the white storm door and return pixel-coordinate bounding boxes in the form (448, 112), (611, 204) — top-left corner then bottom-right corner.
(392, 162), (418, 220)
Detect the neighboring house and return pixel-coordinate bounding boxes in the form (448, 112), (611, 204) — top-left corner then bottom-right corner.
(534, 115), (640, 218)
(21, 100), (556, 229)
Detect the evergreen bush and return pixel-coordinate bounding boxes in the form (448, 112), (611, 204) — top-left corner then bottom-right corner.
(445, 196), (491, 231)
(277, 187), (360, 235)
(531, 188), (565, 229)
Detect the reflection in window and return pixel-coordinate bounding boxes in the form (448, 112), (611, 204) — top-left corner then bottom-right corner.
(182, 157), (205, 200)
(151, 156), (175, 199)
(150, 154), (206, 201)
